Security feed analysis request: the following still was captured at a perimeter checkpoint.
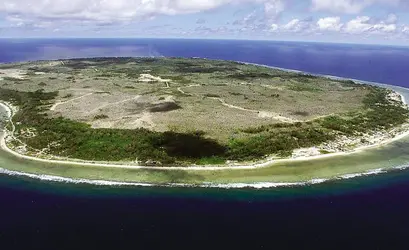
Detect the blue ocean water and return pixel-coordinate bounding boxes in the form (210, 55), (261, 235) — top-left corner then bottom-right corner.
(2, 38), (409, 87)
(1, 38), (409, 249)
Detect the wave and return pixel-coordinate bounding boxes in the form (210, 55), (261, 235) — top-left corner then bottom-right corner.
(338, 169), (386, 180)
(0, 167), (306, 188)
(392, 164), (409, 170)
(1, 166), (406, 189)
(0, 167), (154, 187)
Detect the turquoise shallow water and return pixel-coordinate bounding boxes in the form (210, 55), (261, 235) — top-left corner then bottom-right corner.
(1, 167), (409, 201)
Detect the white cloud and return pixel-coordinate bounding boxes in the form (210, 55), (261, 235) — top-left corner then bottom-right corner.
(372, 23), (397, 33)
(385, 14), (398, 24)
(267, 14), (402, 37)
(281, 18), (314, 33)
(1, 0), (286, 25)
(2, 0), (409, 41)
(264, 0), (285, 22)
(343, 15), (397, 34)
(232, 0), (284, 28)
(311, 0), (370, 14)
(311, 0), (408, 14)
(196, 18), (206, 24)
(270, 23), (279, 31)
(343, 16), (373, 33)
(317, 17), (343, 31)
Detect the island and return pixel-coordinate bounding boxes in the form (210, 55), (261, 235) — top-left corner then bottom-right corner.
(0, 57), (408, 181)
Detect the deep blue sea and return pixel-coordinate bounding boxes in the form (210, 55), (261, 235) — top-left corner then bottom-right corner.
(2, 38), (409, 249)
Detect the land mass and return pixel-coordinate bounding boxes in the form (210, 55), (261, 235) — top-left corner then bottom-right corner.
(0, 57), (408, 168)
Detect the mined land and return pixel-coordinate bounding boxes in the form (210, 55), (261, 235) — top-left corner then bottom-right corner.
(0, 57), (408, 166)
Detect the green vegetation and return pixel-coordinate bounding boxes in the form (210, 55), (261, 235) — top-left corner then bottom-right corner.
(319, 149), (331, 154)
(1, 58), (408, 167)
(94, 114), (109, 120)
(2, 77), (26, 82)
(288, 84), (322, 92)
(149, 102), (182, 113)
(162, 75), (192, 84)
(172, 60), (240, 74)
(1, 83), (407, 166)
(0, 88), (226, 165)
(292, 111), (310, 117)
(225, 72), (274, 80)
(232, 125), (335, 159)
(319, 87), (409, 134)
(204, 94), (221, 98)
(233, 86), (409, 160)
(196, 156), (226, 165)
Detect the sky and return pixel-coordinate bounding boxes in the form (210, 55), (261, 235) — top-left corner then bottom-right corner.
(1, 0), (409, 45)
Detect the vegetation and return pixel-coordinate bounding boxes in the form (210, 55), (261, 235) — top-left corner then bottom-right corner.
(2, 77), (27, 82)
(94, 114), (109, 120)
(0, 88), (226, 165)
(1, 83), (407, 165)
(204, 94), (221, 98)
(235, 86), (409, 160)
(149, 102), (182, 113)
(1, 57), (408, 166)
(288, 84), (322, 92)
(172, 61), (240, 74)
(319, 88), (409, 134)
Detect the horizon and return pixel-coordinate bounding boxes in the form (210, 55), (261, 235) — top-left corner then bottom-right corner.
(1, 37), (409, 48)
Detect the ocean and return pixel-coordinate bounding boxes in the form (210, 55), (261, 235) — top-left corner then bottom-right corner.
(1, 38), (409, 249)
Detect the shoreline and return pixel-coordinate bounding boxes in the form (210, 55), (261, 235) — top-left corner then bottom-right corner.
(1, 165), (405, 189)
(1, 87), (409, 171)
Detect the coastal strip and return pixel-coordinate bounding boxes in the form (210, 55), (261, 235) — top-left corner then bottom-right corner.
(1, 164), (408, 189)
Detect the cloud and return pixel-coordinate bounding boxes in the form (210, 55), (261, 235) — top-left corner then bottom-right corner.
(385, 14), (398, 24)
(1, 0), (287, 25)
(5, 15), (54, 29)
(311, 0), (374, 14)
(240, 10), (259, 26)
(232, 0), (285, 28)
(343, 16), (373, 33)
(1, 0), (222, 25)
(311, 0), (408, 14)
(317, 17), (343, 31)
(1, 0), (289, 35)
(281, 17), (314, 33)
(193, 25), (235, 36)
(270, 23), (279, 31)
(264, 0), (285, 22)
(343, 15), (397, 34)
(268, 14), (403, 37)
(2, 0), (409, 41)
(196, 18), (206, 24)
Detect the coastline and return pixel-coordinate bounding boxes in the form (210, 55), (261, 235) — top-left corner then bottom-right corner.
(1, 59), (409, 188)
(1, 87), (409, 172)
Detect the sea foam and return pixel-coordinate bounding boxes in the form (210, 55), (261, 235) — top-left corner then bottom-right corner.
(0, 166), (401, 189)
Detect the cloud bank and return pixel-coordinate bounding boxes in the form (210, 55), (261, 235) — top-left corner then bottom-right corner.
(1, 0), (409, 43)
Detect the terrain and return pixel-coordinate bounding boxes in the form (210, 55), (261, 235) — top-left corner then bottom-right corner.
(0, 57), (408, 167)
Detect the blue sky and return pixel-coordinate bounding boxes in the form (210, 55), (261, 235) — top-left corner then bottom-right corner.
(1, 0), (409, 45)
